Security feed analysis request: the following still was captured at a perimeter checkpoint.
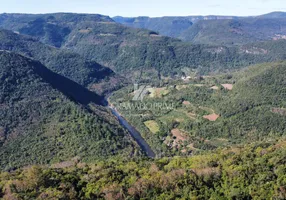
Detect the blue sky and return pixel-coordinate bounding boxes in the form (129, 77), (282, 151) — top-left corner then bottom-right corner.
(1, 0), (285, 17)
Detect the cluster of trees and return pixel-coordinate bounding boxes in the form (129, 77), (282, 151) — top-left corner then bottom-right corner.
(0, 140), (285, 199)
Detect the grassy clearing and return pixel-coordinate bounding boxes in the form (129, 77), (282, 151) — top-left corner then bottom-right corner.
(203, 113), (220, 121)
(159, 110), (189, 125)
(144, 120), (160, 134)
(176, 85), (189, 90)
(148, 87), (169, 98)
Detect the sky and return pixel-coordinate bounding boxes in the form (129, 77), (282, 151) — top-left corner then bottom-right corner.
(0, 0), (285, 17)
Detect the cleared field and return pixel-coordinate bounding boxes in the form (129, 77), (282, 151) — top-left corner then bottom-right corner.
(203, 113), (220, 121)
(176, 85), (189, 90)
(221, 84), (233, 90)
(199, 106), (220, 121)
(182, 100), (191, 105)
(144, 120), (160, 134)
(171, 128), (187, 142)
(159, 110), (189, 124)
(193, 84), (204, 87)
(148, 87), (169, 98)
(164, 129), (188, 149)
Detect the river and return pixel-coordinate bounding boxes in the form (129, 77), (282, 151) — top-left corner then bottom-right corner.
(107, 104), (156, 158)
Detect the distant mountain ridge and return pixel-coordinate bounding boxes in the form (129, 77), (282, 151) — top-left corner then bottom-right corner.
(0, 13), (114, 47)
(113, 12), (286, 44)
(1, 13), (286, 80)
(258, 11), (286, 19)
(113, 15), (240, 38)
(180, 17), (286, 45)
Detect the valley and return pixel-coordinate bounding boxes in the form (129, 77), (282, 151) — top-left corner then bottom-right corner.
(108, 104), (156, 158)
(0, 10), (285, 199)
(110, 61), (286, 155)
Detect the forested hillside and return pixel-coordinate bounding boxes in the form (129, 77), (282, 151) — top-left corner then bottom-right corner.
(0, 51), (136, 170)
(0, 140), (285, 199)
(114, 12), (286, 46)
(113, 15), (241, 38)
(113, 16), (194, 38)
(0, 13), (113, 47)
(1, 13), (286, 80)
(180, 18), (286, 45)
(0, 29), (124, 95)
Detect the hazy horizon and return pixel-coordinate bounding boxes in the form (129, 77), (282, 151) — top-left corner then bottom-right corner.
(0, 0), (285, 18)
(1, 10), (285, 18)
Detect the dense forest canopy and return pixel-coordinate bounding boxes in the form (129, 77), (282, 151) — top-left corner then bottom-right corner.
(0, 51), (137, 170)
(0, 140), (285, 199)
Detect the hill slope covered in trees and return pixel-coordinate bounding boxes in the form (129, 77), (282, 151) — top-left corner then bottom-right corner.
(114, 12), (286, 46)
(2, 13), (286, 80)
(180, 18), (286, 45)
(0, 29), (124, 95)
(0, 140), (285, 199)
(0, 51), (136, 170)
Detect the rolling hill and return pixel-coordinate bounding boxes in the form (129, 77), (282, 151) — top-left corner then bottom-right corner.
(62, 22), (286, 79)
(113, 15), (239, 38)
(0, 13), (113, 47)
(0, 51), (135, 170)
(258, 11), (286, 19)
(0, 29), (124, 95)
(1, 13), (286, 80)
(180, 18), (286, 45)
(114, 12), (286, 45)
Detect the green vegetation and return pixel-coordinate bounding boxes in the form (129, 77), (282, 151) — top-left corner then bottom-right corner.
(144, 120), (160, 134)
(0, 12), (286, 199)
(2, 13), (286, 80)
(114, 14), (286, 46)
(113, 16), (194, 38)
(0, 140), (285, 199)
(0, 29), (123, 95)
(110, 61), (286, 155)
(0, 51), (137, 170)
(0, 13), (113, 46)
(181, 18), (286, 46)
(65, 21), (286, 78)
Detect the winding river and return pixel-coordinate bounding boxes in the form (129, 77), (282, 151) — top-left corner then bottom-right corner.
(106, 103), (156, 158)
